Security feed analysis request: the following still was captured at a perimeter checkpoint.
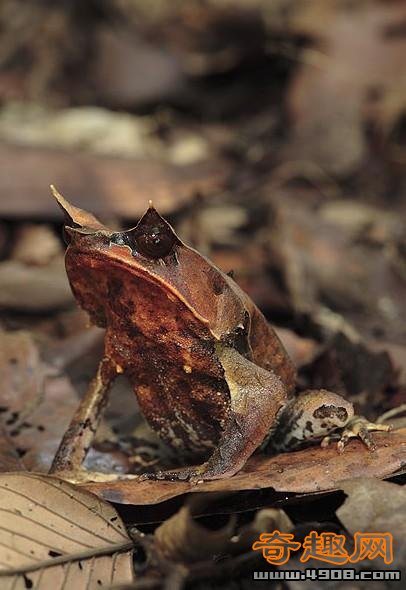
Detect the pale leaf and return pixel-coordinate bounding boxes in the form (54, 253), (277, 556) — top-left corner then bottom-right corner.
(0, 473), (134, 589)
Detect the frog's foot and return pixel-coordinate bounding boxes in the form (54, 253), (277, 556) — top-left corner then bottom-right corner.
(139, 459), (231, 483)
(139, 467), (201, 483)
(321, 416), (392, 453)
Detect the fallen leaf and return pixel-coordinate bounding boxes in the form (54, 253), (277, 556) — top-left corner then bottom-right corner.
(319, 200), (402, 243)
(231, 508), (293, 555)
(275, 327), (319, 369)
(0, 331), (77, 472)
(0, 144), (228, 219)
(82, 429), (406, 505)
(0, 330), (130, 475)
(268, 196), (406, 343)
(92, 27), (185, 108)
(337, 478), (406, 569)
(0, 331), (49, 417)
(0, 472), (134, 589)
(11, 224), (62, 266)
(0, 424), (23, 472)
(369, 340), (406, 386)
(337, 478), (406, 535)
(0, 104), (158, 159)
(286, 0), (406, 175)
(154, 499), (292, 564)
(0, 258), (72, 311)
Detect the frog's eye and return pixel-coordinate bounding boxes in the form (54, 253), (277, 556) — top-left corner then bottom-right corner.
(134, 224), (176, 259)
(111, 206), (178, 259)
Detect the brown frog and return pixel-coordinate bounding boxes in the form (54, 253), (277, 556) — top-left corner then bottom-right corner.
(50, 187), (390, 482)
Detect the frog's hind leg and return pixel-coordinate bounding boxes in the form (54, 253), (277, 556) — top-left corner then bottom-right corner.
(264, 389), (391, 454)
(196, 345), (289, 479)
(145, 345), (289, 482)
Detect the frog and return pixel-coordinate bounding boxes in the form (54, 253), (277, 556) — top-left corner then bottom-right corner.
(49, 186), (390, 483)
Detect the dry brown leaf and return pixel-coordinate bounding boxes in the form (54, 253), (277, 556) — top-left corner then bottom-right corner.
(0, 144), (228, 219)
(305, 332), (396, 401)
(337, 478), (406, 569)
(93, 27), (184, 108)
(0, 331), (50, 420)
(319, 200), (401, 242)
(0, 104), (156, 157)
(275, 327), (319, 369)
(268, 196), (406, 343)
(0, 330), (130, 475)
(0, 258), (72, 311)
(286, 0), (406, 175)
(0, 425), (23, 472)
(0, 331), (79, 472)
(11, 224), (62, 266)
(0, 472), (134, 589)
(82, 429), (406, 505)
(231, 508), (293, 555)
(337, 478), (406, 536)
(154, 500), (292, 563)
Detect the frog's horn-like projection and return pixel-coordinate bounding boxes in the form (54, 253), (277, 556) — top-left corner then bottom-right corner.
(51, 185), (106, 231)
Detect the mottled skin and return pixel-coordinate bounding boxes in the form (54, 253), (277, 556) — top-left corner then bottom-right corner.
(49, 188), (390, 482)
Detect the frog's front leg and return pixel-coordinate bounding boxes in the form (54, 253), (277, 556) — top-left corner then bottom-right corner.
(146, 345), (289, 482)
(263, 389), (391, 454)
(321, 415), (391, 452)
(49, 356), (118, 477)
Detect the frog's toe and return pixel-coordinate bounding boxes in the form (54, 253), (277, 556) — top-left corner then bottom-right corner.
(321, 416), (392, 453)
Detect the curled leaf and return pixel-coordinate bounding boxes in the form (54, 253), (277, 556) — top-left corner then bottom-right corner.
(155, 503), (236, 563)
(337, 478), (406, 535)
(231, 508), (293, 554)
(337, 478), (406, 569)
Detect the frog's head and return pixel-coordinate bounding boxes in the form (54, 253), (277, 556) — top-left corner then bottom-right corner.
(52, 184), (180, 263)
(51, 186), (182, 270)
(52, 186), (248, 338)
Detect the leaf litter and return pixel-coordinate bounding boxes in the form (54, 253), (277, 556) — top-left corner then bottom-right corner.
(0, 472), (134, 589)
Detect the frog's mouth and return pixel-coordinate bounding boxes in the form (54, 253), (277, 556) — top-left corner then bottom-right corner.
(77, 247), (213, 331)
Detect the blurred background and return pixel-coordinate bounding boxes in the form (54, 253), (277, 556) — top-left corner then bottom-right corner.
(0, 0), (405, 465)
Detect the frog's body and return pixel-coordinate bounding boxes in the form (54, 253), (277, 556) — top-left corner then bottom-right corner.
(50, 189), (390, 481)
(68, 251), (233, 455)
(64, 208), (295, 462)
